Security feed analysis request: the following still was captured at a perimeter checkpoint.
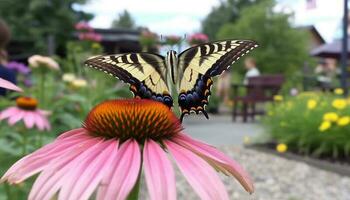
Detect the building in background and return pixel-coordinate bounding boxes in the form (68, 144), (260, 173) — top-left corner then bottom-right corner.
(7, 28), (142, 63)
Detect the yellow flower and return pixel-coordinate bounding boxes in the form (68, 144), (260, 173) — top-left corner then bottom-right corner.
(273, 95), (283, 101)
(323, 112), (339, 122)
(337, 116), (350, 126)
(334, 88), (344, 95)
(332, 99), (347, 110)
(276, 143), (288, 153)
(319, 121), (331, 132)
(71, 78), (87, 88)
(91, 42), (101, 49)
(243, 136), (250, 145)
(307, 99), (317, 110)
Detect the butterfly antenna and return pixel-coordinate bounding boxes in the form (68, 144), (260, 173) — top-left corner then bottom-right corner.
(180, 34), (187, 43)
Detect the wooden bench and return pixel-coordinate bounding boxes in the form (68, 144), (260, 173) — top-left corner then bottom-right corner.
(232, 75), (285, 122)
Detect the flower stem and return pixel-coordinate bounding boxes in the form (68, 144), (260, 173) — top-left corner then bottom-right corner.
(38, 132), (43, 147)
(22, 133), (27, 155)
(40, 68), (46, 108)
(4, 183), (12, 200)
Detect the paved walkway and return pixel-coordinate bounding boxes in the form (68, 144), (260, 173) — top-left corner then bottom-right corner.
(182, 114), (263, 146)
(141, 114), (350, 199)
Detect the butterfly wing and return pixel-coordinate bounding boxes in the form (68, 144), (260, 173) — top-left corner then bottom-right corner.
(85, 53), (173, 107)
(177, 40), (258, 120)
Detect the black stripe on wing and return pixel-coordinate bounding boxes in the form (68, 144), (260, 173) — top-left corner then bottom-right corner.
(179, 40), (258, 77)
(205, 40), (258, 76)
(84, 56), (173, 108)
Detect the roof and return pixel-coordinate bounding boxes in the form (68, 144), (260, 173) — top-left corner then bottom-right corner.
(94, 28), (140, 42)
(310, 38), (350, 59)
(299, 25), (326, 44)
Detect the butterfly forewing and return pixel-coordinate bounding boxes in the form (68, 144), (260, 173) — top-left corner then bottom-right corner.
(84, 53), (173, 107)
(177, 40), (258, 120)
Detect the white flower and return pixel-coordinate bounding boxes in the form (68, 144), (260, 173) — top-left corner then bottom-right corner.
(71, 78), (87, 88)
(28, 55), (59, 70)
(62, 73), (76, 82)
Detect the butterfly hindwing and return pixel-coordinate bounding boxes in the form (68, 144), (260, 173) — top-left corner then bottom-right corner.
(177, 40), (258, 119)
(84, 53), (173, 107)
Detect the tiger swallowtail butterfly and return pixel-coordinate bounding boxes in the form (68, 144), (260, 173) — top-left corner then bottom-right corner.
(84, 40), (258, 121)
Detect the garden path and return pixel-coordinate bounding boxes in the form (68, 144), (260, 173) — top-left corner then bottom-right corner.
(175, 114), (350, 200)
(183, 114), (263, 146)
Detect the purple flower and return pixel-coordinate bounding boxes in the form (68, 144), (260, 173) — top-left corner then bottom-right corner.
(6, 61), (31, 75)
(23, 78), (32, 87)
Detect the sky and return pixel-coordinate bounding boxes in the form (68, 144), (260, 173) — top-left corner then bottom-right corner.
(76, 0), (345, 42)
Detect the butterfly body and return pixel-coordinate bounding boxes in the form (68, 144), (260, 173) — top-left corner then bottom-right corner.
(85, 40), (258, 121)
(165, 50), (179, 85)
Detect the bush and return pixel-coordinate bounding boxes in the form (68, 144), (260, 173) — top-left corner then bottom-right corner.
(262, 91), (350, 159)
(217, 0), (311, 75)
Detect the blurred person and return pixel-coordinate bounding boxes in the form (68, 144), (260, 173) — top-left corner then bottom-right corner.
(243, 57), (260, 84)
(0, 19), (17, 96)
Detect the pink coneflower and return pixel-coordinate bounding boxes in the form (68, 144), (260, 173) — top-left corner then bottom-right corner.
(75, 21), (94, 32)
(188, 33), (209, 46)
(0, 78), (23, 92)
(0, 97), (51, 131)
(1, 99), (253, 200)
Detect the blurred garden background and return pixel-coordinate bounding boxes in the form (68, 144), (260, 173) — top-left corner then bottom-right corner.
(0, 0), (350, 199)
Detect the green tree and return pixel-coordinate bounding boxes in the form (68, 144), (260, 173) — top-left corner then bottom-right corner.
(111, 10), (136, 29)
(0, 0), (93, 54)
(201, 0), (263, 40)
(217, 0), (310, 74)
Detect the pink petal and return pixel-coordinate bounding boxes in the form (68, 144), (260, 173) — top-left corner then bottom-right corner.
(97, 139), (141, 200)
(36, 109), (51, 130)
(172, 133), (254, 193)
(1, 130), (92, 183)
(0, 107), (19, 120)
(33, 113), (45, 131)
(143, 140), (176, 200)
(0, 78), (23, 92)
(8, 110), (25, 125)
(165, 141), (229, 200)
(23, 112), (35, 129)
(41, 116), (51, 131)
(56, 128), (86, 140)
(29, 138), (103, 200)
(58, 140), (119, 200)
